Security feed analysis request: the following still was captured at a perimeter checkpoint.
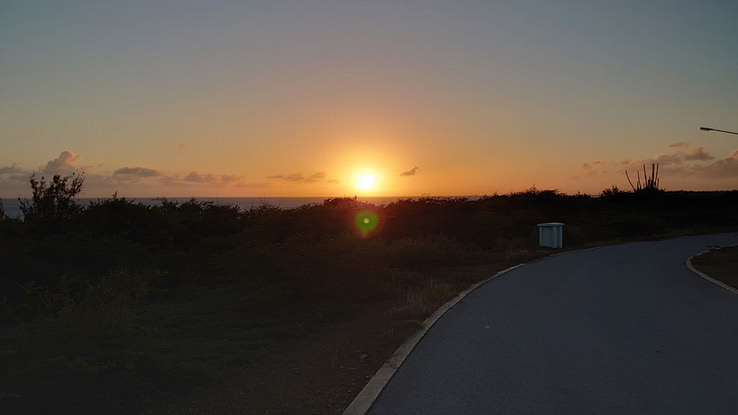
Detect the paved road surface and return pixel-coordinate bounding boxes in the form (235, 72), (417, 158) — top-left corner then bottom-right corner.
(369, 234), (738, 414)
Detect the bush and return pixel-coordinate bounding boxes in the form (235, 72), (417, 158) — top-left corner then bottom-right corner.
(19, 173), (84, 230)
(81, 196), (168, 241)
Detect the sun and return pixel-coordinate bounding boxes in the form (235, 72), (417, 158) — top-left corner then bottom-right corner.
(356, 173), (377, 192)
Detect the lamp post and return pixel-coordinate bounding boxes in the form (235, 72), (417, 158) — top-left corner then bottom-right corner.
(699, 127), (738, 135)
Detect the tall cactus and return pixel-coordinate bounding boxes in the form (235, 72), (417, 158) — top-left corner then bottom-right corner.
(626, 163), (660, 193)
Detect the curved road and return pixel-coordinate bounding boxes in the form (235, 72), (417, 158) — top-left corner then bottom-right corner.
(369, 233), (738, 414)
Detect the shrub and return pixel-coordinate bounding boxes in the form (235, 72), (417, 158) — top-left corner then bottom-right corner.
(19, 173), (84, 230)
(81, 195), (168, 241)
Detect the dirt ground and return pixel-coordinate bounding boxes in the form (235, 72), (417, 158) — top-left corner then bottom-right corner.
(691, 245), (738, 289)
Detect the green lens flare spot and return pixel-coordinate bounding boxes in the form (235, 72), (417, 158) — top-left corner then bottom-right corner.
(355, 210), (379, 236)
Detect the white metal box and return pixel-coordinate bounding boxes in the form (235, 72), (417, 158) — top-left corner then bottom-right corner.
(538, 222), (564, 248)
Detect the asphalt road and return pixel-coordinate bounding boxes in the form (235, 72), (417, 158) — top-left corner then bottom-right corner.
(369, 233), (738, 415)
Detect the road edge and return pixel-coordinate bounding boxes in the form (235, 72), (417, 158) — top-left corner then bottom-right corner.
(343, 243), (612, 415)
(342, 262), (527, 415)
(686, 245), (738, 295)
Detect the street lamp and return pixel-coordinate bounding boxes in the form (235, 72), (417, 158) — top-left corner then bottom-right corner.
(700, 126), (738, 135)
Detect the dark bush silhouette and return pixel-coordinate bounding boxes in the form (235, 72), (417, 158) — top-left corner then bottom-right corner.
(19, 173), (84, 230)
(80, 195), (168, 241)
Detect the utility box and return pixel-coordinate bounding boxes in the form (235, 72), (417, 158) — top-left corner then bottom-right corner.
(538, 222), (564, 248)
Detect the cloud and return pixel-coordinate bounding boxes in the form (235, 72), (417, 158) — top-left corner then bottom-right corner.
(698, 149), (738, 178)
(400, 166), (419, 177)
(268, 172), (330, 183)
(42, 151), (81, 174)
(157, 172), (246, 186)
(577, 144), (738, 180)
(306, 172), (326, 182)
(0, 162), (22, 174)
(669, 141), (690, 148)
(178, 144), (187, 150)
(267, 173), (306, 181)
(184, 171), (218, 183)
(283, 173), (305, 182)
(684, 146), (714, 161)
(159, 175), (181, 186)
(220, 174), (244, 183)
(571, 162), (604, 179)
(327, 179), (340, 184)
(113, 167), (162, 177)
(235, 181), (271, 188)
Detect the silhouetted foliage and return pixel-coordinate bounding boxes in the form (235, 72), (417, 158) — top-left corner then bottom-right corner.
(600, 185), (622, 198)
(626, 163), (663, 197)
(3, 173), (738, 415)
(80, 194), (168, 241)
(19, 173), (84, 230)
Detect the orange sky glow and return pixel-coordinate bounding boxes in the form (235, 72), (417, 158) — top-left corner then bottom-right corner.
(1, 1), (737, 198)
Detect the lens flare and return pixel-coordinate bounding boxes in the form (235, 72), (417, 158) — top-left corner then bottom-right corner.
(354, 209), (379, 237)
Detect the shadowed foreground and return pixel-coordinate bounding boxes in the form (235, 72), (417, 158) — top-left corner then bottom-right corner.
(369, 233), (738, 415)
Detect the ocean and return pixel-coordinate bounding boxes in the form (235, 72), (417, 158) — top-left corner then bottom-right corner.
(0, 196), (451, 219)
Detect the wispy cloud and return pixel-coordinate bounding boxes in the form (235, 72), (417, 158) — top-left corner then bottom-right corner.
(684, 146), (714, 161)
(113, 167), (162, 177)
(575, 144), (738, 180)
(669, 141), (690, 148)
(308, 172), (326, 182)
(220, 174), (244, 183)
(184, 171), (218, 183)
(0, 162), (22, 174)
(400, 166), (419, 177)
(698, 150), (738, 178)
(267, 171), (331, 183)
(235, 181), (271, 188)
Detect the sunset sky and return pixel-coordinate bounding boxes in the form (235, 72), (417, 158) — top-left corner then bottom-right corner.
(1, 1), (737, 198)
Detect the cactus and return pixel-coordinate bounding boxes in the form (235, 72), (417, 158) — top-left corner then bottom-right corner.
(625, 163), (660, 193)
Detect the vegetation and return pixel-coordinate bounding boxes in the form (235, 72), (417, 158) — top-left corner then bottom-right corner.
(19, 173), (84, 231)
(626, 163), (662, 196)
(1, 175), (738, 413)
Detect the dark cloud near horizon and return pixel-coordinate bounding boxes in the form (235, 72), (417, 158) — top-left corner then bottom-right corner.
(575, 144), (738, 180)
(113, 167), (162, 177)
(683, 146), (714, 161)
(235, 181), (271, 188)
(0, 162), (22, 174)
(698, 149), (738, 178)
(267, 172), (329, 183)
(220, 174), (244, 182)
(184, 171), (218, 183)
(400, 166), (419, 176)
